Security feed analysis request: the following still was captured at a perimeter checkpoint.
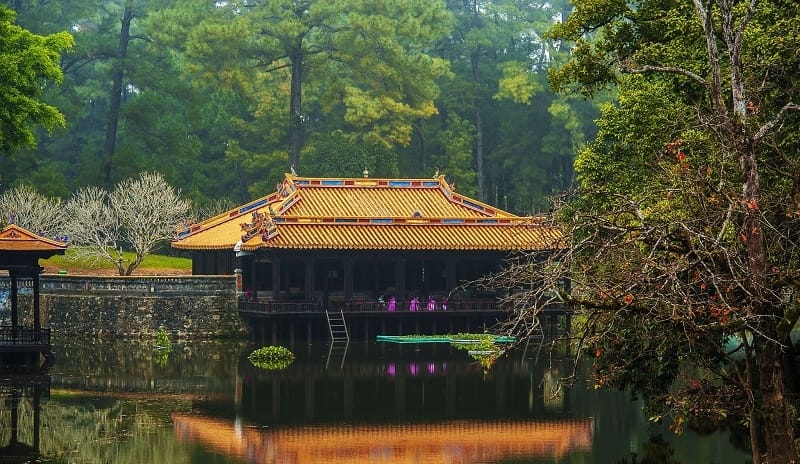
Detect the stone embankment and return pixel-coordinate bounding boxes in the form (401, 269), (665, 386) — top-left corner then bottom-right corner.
(0, 275), (242, 338)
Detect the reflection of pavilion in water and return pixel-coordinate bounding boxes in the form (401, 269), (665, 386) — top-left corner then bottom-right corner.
(173, 414), (593, 464)
(174, 343), (594, 463)
(235, 343), (573, 425)
(0, 373), (49, 463)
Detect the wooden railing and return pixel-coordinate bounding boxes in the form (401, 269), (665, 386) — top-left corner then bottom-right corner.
(0, 327), (51, 346)
(238, 299), (501, 315)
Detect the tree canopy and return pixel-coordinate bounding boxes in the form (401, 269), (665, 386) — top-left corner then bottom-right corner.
(0, 0), (591, 215)
(485, 1), (800, 462)
(0, 6), (72, 154)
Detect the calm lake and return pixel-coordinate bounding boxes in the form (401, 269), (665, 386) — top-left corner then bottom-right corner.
(1, 336), (751, 463)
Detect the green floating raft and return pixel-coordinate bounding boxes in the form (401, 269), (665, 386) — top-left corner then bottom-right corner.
(376, 334), (515, 344)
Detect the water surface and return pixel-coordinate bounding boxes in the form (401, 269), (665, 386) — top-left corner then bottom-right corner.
(0, 337), (751, 463)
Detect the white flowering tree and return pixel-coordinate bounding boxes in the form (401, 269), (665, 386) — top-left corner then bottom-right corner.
(0, 184), (65, 239)
(65, 172), (191, 275)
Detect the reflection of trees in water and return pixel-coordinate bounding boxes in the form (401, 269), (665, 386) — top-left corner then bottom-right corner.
(39, 397), (194, 463)
(0, 395), (35, 447)
(32, 338), (248, 463)
(616, 434), (681, 464)
(50, 337), (246, 394)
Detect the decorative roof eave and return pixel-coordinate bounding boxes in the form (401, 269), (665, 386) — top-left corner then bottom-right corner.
(233, 222), (565, 252)
(0, 224), (68, 253)
(269, 215), (542, 226)
(241, 243), (564, 252)
(171, 224), (565, 251)
(173, 173), (521, 243)
(292, 174), (514, 218)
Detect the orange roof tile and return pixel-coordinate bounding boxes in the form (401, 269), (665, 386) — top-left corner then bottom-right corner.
(0, 224), (68, 253)
(173, 174), (563, 252)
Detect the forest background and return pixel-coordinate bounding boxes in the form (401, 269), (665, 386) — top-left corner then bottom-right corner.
(6, 1), (800, 461)
(0, 0), (601, 217)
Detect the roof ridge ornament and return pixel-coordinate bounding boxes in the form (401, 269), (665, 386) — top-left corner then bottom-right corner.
(240, 210), (279, 243)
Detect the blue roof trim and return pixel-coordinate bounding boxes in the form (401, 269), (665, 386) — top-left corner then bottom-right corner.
(335, 218), (357, 223)
(422, 181), (439, 187)
(388, 181), (411, 187)
(371, 218), (394, 224)
(477, 219), (498, 224)
(442, 219), (464, 224)
(239, 198), (268, 215)
(462, 200), (485, 212)
(322, 180), (345, 186)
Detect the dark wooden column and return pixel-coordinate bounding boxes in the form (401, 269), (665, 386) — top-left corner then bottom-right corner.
(10, 269), (18, 334)
(271, 257), (281, 301)
(304, 259), (314, 302)
(249, 256), (257, 298)
(33, 270), (41, 330)
(396, 257), (406, 301)
(446, 257), (457, 293)
(343, 256), (353, 301)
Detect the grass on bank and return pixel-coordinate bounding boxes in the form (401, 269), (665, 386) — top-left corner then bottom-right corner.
(41, 247), (192, 274)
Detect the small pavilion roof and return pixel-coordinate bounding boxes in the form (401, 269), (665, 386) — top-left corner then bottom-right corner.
(0, 224), (67, 254)
(0, 224), (67, 271)
(172, 174), (563, 252)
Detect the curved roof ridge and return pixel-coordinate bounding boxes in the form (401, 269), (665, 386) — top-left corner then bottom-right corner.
(173, 174), (562, 251)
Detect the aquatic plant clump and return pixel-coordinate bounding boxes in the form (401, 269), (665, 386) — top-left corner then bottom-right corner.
(449, 333), (506, 371)
(248, 345), (296, 370)
(375, 333), (514, 372)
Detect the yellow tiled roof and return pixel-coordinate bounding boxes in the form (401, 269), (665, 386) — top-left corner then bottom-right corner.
(172, 174), (563, 252)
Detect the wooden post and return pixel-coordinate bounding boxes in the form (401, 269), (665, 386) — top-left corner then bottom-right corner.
(33, 271), (41, 331)
(446, 257), (457, 294)
(10, 270), (18, 337)
(271, 257), (280, 301)
(396, 258), (406, 301)
(343, 256), (353, 302)
(304, 259), (314, 302)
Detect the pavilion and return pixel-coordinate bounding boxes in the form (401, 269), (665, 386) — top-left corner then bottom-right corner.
(0, 224), (66, 367)
(172, 173), (563, 315)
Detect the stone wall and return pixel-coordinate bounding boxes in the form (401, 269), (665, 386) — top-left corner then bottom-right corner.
(0, 275), (243, 338)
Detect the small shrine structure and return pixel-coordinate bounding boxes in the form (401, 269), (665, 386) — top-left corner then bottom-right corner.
(0, 224), (66, 367)
(172, 173), (563, 314)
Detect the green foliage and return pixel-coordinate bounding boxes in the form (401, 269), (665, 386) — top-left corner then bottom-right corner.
(304, 131), (399, 178)
(248, 346), (296, 371)
(495, 61), (543, 105)
(0, 6), (73, 153)
(154, 327), (172, 367)
(539, 0), (800, 460)
(0, 1), (605, 222)
(431, 114), (477, 197)
(449, 333), (511, 372)
(155, 327), (171, 348)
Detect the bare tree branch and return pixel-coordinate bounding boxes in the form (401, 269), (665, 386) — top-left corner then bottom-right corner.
(753, 102), (800, 143)
(623, 64), (708, 86)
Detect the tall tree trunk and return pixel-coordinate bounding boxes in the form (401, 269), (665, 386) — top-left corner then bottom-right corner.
(737, 110), (798, 463)
(757, 340), (798, 462)
(738, 128), (798, 463)
(416, 120), (428, 173)
(289, 50), (303, 170)
(704, 0), (798, 458)
(102, 6), (133, 189)
(471, 51), (485, 201)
